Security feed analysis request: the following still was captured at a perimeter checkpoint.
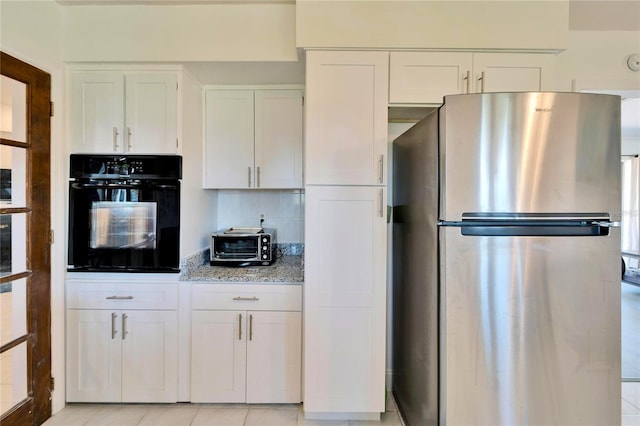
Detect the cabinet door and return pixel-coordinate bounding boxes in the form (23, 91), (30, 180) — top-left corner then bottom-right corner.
(473, 53), (555, 93)
(304, 186), (387, 413)
(204, 90), (255, 189)
(66, 310), (121, 402)
(191, 310), (247, 402)
(389, 52), (473, 104)
(71, 72), (124, 153)
(254, 90), (304, 189)
(246, 311), (302, 403)
(125, 73), (178, 154)
(305, 51), (388, 185)
(121, 310), (178, 402)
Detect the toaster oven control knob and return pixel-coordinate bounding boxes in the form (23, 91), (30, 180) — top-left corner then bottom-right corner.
(263, 237), (267, 242)
(262, 246), (267, 251)
(263, 254), (268, 259)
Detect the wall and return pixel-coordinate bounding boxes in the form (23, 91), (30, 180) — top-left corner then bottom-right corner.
(0, 0), (66, 415)
(556, 31), (640, 91)
(61, 4), (297, 62)
(216, 190), (304, 244)
(296, 0), (569, 51)
(555, 30), (640, 155)
(179, 70), (218, 258)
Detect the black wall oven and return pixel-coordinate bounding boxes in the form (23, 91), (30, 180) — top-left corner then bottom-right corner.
(68, 154), (182, 272)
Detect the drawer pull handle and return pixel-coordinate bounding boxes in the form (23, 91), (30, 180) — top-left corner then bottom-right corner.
(233, 297), (259, 301)
(106, 296), (134, 300)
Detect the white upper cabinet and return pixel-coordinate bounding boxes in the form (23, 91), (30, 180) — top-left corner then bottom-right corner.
(204, 88), (304, 189)
(305, 51), (389, 186)
(389, 52), (555, 104)
(71, 71), (178, 154)
(254, 90), (304, 189)
(204, 90), (255, 189)
(389, 52), (473, 105)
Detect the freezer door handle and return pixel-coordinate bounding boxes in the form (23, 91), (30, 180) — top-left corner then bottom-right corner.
(460, 212), (611, 221)
(593, 221), (620, 228)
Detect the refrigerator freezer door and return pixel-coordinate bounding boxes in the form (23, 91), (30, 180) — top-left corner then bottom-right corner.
(440, 92), (621, 221)
(440, 227), (621, 426)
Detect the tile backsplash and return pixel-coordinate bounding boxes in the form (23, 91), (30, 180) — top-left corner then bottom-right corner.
(216, 189), (304, 243)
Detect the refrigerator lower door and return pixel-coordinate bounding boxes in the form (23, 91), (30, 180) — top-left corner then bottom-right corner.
(440, 227), (621, 426)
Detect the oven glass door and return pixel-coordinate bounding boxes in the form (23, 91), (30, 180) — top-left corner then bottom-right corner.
(213, 236), (259, 260)
(68, 181), (180, 272)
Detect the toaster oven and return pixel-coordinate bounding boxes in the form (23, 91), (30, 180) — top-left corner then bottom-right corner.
(210, 227), (276, 266)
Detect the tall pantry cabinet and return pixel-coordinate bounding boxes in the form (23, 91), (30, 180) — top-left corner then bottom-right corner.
(304, 51), (388, 419)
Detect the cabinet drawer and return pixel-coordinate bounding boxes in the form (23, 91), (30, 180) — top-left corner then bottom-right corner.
(192, 284), (301, 311)
(67, 281), (178, 310)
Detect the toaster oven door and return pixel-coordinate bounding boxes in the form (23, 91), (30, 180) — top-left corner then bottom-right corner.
(212, 236), (259, 260)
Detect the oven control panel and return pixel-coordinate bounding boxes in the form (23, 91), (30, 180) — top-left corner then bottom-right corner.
(70, 154), (182, 180)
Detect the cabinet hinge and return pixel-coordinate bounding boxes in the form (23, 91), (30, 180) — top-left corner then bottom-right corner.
(49, 229), (54, 244)
(50, 101), (54, 117)
(50, 377), (55, 391)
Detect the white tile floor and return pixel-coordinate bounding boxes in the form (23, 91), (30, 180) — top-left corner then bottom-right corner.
(42, 395), (403, 426)
(41, 384), (640, 426)
(624, 382), (640, 426)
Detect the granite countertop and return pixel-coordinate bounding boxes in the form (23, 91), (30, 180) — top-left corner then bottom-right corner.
(180, 254), (304, 283)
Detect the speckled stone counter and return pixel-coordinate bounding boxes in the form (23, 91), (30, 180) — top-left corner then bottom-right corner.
(180, 252), (303, 284)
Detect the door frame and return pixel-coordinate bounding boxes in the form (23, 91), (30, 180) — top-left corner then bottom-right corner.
(0, 51), (52, 426)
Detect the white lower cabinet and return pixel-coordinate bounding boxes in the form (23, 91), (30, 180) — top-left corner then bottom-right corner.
(66, 279), (179, 403)
(303, 186), (387, 415)
(66, 309), (178, 403)
(190, 284), (302, 403)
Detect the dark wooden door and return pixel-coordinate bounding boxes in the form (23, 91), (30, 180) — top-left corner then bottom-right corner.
(0, 51), (52, 426)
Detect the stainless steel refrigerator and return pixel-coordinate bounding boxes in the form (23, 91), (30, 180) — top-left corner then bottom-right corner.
(392, 92), (621, 426)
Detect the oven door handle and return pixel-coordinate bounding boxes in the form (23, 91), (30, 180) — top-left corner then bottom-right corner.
(71, 182), (177, 190)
